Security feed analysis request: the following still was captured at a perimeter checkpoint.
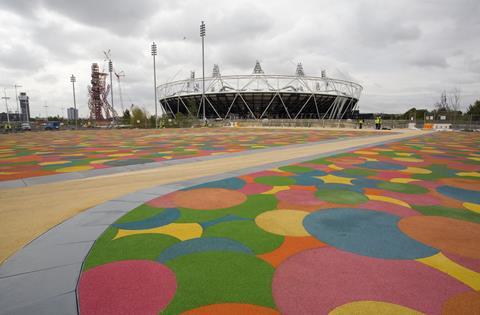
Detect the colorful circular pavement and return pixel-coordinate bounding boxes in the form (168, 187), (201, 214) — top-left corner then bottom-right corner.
(78, 132), (480, 314)
(0, 128), (375, 181)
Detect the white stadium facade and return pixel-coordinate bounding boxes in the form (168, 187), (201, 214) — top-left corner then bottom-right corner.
(157, 62), (363, 120)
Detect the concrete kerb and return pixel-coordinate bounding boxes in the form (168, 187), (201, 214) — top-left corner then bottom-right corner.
(0, 131), (425, 315)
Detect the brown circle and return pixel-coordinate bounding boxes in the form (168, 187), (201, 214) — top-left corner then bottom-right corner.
(173, 188), (247, 210)
(398, 216), (480, 259)
(442, 291), (480, 315)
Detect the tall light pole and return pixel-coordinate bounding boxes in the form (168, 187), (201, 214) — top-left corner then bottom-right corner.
(2, 89), (10, 124)
(108, 60), (115, 124)
(14, 84), (21, 122)
(70, 75), (78, 129)
(44, 103), (48, 121)
(200, 21), (206, 123)
(151, 42), (158, 128)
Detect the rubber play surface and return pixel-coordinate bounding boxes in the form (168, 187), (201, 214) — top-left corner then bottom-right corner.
(0, 128), (375, 182)
(78, 131), (480, 314)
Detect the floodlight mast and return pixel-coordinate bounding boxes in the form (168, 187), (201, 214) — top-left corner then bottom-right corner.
(13, 84), (21, 122)
(108, 60), (115, 124)
(151, 42), (158, 128)
(70, 74), (78, 129)
(200, 21), (206, 123)
(2, 89), (10, 124)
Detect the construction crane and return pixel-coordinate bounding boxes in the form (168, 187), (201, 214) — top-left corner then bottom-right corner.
(115, 70), (125, 113)
(102, 49), (111, 72)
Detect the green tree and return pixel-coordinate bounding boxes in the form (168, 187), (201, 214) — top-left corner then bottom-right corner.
(122, 109), (131, 125)
(130, 106), (147, 128)
(466, 100), (480, 120)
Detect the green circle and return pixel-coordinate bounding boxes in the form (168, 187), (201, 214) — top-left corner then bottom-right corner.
(254, 176), (296, 186)
(279, 165), (313, 173)
(377, 182), (428, 194)
(315, 189), (368, 204)
(164, 252), (275, 314)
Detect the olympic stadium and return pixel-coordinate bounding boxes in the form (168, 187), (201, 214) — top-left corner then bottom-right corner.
(157, 62), (363, 120)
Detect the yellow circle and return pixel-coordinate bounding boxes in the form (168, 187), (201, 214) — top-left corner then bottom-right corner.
(354, 150), (378, 155)
(55, 165), (94, 173)
(402, 167), (432, 174)
(255, 210), (310, 236)
(329, 301), (424, 315)
(464, 202), (480, 214)
(393, 157), (424, 162)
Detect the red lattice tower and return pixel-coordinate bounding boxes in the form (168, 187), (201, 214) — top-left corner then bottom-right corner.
(88, 63), (117, 121)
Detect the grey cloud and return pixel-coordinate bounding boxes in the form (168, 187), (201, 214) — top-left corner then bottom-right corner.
(148, 2), (274, 44)
(0, 0), (160, 35)
(349, 3), (422, 47)
(0, 43), (45, 71)
(464, 55), (480, 73)
(410, 55), (448, 69)
(45, 0), (159, 35)
(1, 0), (479, 117)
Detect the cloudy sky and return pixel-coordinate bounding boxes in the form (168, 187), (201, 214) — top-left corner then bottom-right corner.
(0, 0), (479, 118)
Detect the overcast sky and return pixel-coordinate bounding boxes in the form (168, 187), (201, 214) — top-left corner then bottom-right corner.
(0, 0), (479, 118)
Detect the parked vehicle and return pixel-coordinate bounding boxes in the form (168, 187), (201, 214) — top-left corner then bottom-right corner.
(21, 122), (31, 131)
(45, 121), (60, 130)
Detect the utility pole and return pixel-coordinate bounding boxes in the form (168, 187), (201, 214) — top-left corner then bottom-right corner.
(14, 84), (21, 122)
(200, 21), (206, 123)
(2, 89), (10, 124)
(151, 42), (158, 128)
(70, 75), (78, 129)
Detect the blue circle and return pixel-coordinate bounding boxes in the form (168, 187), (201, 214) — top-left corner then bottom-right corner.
(359, 161), (405, 170)
(437, 185), (480, 204)
(194, 177), (246, 190)
(303, 208), (438, 259)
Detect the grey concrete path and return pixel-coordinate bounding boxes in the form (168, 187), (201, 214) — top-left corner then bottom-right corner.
(0, 133), (422, 315)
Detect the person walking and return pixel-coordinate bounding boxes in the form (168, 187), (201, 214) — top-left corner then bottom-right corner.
(358, 118), (364, 129)
(378, 116), (382, 130)
(375, 116), (380, 130)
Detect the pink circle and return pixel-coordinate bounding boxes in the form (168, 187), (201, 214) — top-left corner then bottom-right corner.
(276, 190), (326, 206)
(272, 247), (469, 314)
(249, 170), (292, 178)
(381, 191), (441, 206)
(239, 182), (271, 195)
(359, 200), (419, 217)
(147, 193), (177, 208)
(79, 260), (176, 314)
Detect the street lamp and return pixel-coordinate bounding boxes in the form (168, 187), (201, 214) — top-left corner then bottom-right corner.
(70, 74), (78, 129)
(151, 42), (158, 128)
(200, 21), (206, 123)
(108, 60), (115, 124)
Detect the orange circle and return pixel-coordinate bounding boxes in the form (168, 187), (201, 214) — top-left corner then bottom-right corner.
(173, 188), (247, 210)
(438, 178), (480, 191)
(398, 216), (480, 259)
(181, 303), (280, 315)
(442, 291), (480, 315)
